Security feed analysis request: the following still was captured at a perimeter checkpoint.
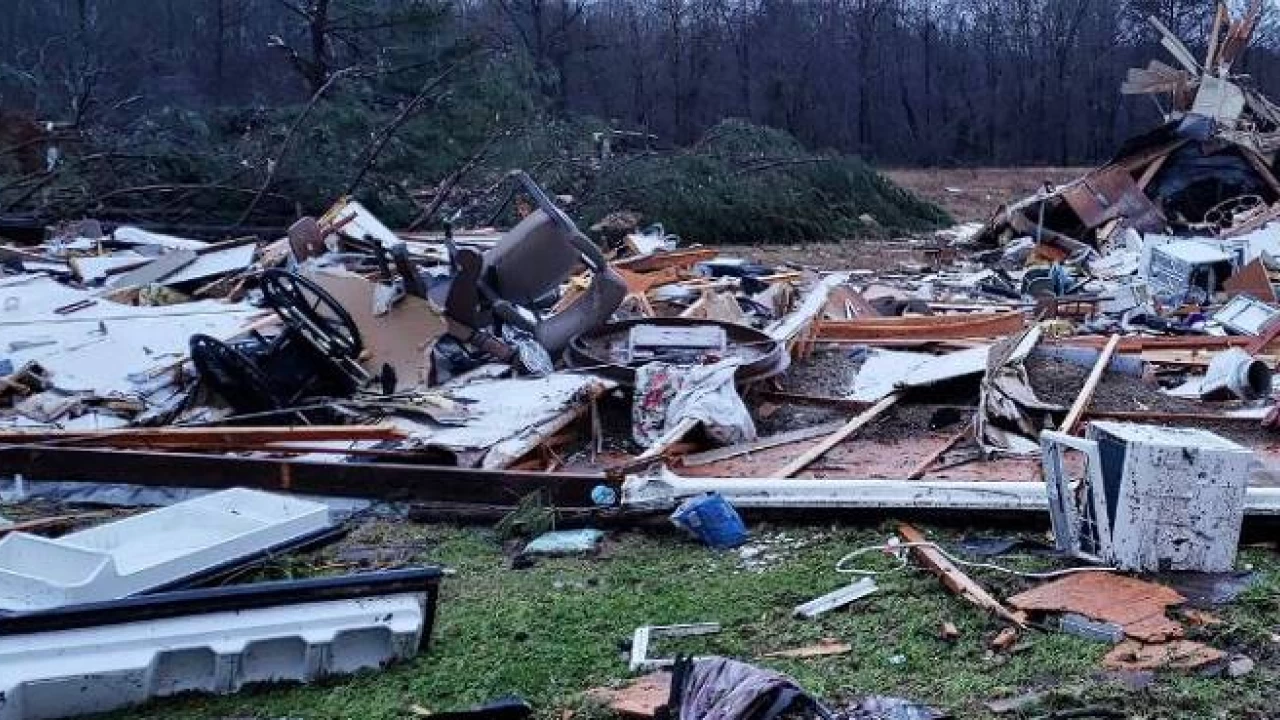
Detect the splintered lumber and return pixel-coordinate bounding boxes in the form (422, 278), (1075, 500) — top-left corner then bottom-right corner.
(613, 247), (718, 273)
(631, 417), (701, 466)
(0, 511), (114, 538)
(1206, 1), (1228, 69)
(482, 383), (608, 469)
(1058, 335), (1254, 352)
(816, 311), (1025, 342)
(898, 523), (1026, 627)
(773, 393), (900, 478)
(1149, 15), (1202, 73)
(1060, 334), (1120, 433)
(762, 639), (853, 659)
(906, 422), (972, 480)
(681, 420), (846, 467)
(0, 424), (406, 448)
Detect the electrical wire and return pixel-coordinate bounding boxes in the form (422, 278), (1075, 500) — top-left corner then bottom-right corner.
(834, 540), (1118, 580)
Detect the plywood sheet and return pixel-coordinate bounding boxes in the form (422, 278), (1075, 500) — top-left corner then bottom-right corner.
(1007, 572), (1186, 643)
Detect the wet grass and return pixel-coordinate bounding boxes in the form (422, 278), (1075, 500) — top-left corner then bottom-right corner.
(115, 521), (1279, 720)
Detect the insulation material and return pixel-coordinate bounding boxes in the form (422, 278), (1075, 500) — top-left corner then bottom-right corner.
(159, 243), (255, 286)
(0, 274), (262, 396)
(393, 374), (615, 466)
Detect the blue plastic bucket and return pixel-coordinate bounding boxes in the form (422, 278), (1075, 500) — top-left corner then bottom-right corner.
(670, 492), (749, 548)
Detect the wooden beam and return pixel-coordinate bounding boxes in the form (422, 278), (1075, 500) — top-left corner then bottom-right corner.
(1056, 335), (1253, 352)
(681, 420), (847, 467)
(0, 424), (406, 448)
(816, 311), (1026, 341)
(898, 523), (1025, 627)
(631, 417), (701, 466)
(0, 446), (605, 506)
(1136, 150), (1173, 190)
(774, 393), (899, 478)
(1061, 334), (1121, 434)
(1085, 409), (1262, 423)
(1205, 1), (1228, 71)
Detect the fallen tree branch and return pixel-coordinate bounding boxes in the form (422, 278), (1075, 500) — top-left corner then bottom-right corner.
(407, 125), (509, 231)
(235, 66), (356, 228)
(343, 55), (475, 196)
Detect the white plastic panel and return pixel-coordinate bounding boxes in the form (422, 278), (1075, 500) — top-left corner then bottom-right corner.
(0, 593), (425, 720)
(0, 489), (332, 611)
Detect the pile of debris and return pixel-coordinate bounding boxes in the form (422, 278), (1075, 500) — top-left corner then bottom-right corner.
(0, 7), (1278, 719)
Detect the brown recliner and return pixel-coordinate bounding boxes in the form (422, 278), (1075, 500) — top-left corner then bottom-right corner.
(444, 171), (626, 359)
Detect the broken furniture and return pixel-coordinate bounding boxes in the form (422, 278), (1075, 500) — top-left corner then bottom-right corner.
(1041, 422), (1254, 572)
(0, 566), (442, 720)
(0, 488), (332, 611)
(190, 268), (370, 416)
(629, 622), (722, 672)
(440, 170), (627, 370)
(1145, 239), (1235, 303)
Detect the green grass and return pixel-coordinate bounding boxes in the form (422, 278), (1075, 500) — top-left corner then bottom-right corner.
(114, 521), (1279, 720)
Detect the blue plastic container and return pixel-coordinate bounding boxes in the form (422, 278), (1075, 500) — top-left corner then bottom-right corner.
(670, 492), (749, 548)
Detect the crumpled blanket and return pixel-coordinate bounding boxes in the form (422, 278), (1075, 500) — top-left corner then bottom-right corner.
(633, 359), (756, 448)
(679, 657), (816, 720)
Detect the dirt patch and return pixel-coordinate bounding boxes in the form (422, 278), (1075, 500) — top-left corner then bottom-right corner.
(754, 350), (863, 434)
(778, 350), (863, 397)
(883, 166), (1090, 223)
(1024, 355), (1203, 414)
(860, 403), (957, 441)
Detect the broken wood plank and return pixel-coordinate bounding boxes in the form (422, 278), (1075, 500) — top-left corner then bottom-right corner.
(613, 247), (718, 273)
(1060, 334), (1120, 434)
(1059, 335), (1254, 352)
(1206, 1), (1228, 70)
(761, 639), (852, 659)
(585, 673), (670, 719)
(906, 422), (972, 480)
(1103, 639), (1224, 671)
(898, 523), (1025, 627)
(483, 384), (606, 469)
(1008, 572), (1186, 643)
(0, 511), (115, 539)
(816, 311), (1026, 342)
(680, 420), (846, 467)
(1149, 15), (1202, 73)
(631, 417), (701, 466)
(773, 393), (900, 478)
(1136, 149), (1175, 190)
(1085, 409), (1261, 423)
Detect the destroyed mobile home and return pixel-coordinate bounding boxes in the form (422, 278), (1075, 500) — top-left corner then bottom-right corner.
(1, 9), (1280, 720)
